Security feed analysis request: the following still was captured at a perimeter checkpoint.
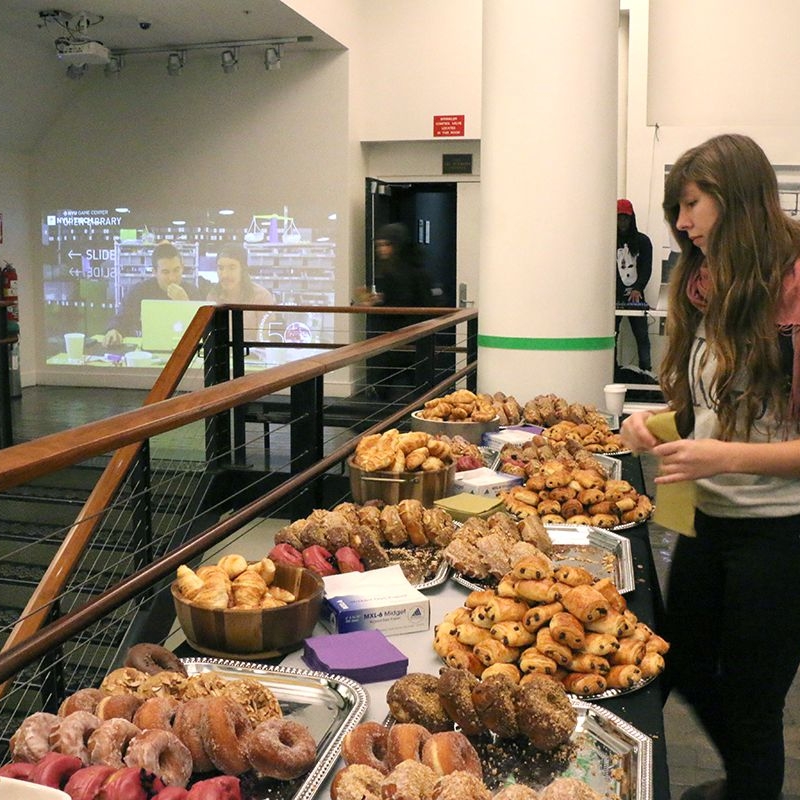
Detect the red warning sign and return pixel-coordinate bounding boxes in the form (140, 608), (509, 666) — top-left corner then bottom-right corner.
(433, 115), (465, 137)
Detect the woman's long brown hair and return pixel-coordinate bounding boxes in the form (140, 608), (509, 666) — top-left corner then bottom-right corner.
(661, 134), (800, 439)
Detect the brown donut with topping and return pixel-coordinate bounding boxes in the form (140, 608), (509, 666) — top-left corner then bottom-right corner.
(58, 688), (104, 718)
(124, 728), (193, 787)
(242, 717), (317, 780)
(331, 763), (384, 800)
(132, 696), (180, 731)
(385, 723), (431, 769)
(421, 731), (482, 779)
(201, 696), (252, 775)
(99, 666), (149, 695)
(172, 696), (215, 773)
(87, 718), (141, 768)
(514, 673), (577, 751)
(125, 643), (187, 677)
(386, 673), (452, 732)
(435, 668), (482, 736)
(341, 721), (390, 773)
(470, 675), (519, 739)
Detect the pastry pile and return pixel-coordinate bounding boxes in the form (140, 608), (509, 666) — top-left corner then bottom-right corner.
(416, 389), (497, 423)
(352, 429), (454, 473)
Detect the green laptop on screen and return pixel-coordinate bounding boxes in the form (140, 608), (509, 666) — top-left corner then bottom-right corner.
(140, 299), (212, 352)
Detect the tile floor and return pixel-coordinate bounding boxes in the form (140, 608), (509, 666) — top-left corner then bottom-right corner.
(6, 386), (800, 798)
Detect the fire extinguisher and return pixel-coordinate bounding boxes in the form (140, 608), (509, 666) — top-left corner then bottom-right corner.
(2, 261), (18, 329)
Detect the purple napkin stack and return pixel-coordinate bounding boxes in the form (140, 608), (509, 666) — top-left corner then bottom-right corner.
(302, 629), (408, 683)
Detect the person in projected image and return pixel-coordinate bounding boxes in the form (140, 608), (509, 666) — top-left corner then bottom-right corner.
(206, 243), (275, 341)
(103, 241), (204, 346)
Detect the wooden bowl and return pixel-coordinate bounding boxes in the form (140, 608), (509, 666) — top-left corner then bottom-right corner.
(171, 562), (324, 658)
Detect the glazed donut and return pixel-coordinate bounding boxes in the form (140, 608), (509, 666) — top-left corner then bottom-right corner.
(381, 759), (438, 800)
(341, 721), (389, 773)
(385, 723), (431, 770)
(430, 770), (492, 800)
(222, 677), (282, 724)
(124, 728), (193, 787)
(421, 732), (482, 780)
(436, 668), (482, 736)
(132, 696), (180, 731)
(58, 688), (104, 717)
(201, 696), (252, 775)
(49, 710), (101, 764)
(29, 751), (83, 790)
(138, 670), (189, 699)
(99, 666), (149, 695)
(242, 717), (317, 780)
(125, 643), (187, 677)
(95, 692), (144, 722)
(470, 675), (519, 739)
(87, 718), (141, 768)
(63, 764), (116, 800)
(386, 673), (452, 732)
(172, 697), (215, 774)
(514, 674), (577, 751)
(331, 763), (384, 800)
(9, 711), (59, 762)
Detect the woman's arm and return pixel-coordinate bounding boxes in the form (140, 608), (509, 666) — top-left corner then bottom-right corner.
(619, 408), (670, 453)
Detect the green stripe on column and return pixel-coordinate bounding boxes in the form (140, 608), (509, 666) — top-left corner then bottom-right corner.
(478, 334), (614, 351)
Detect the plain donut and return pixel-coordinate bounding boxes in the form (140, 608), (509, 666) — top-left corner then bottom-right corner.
(341, 721), (389, 774)
(421, 731), (482, 779)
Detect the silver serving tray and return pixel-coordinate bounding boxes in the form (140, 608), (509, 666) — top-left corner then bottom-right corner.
(383, 700), (651, 799)
(451, 525), (635, 594)
(415, 553), (450, 591)
(181, 659), (368, 800)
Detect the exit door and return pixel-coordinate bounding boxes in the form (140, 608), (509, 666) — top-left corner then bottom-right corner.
(365, 179), (457, 306)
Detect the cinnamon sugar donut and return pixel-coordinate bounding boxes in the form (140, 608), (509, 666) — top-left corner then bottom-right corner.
(381, 759), (439, 800)
(99, 666), (149, 695)
(172, 697), (215, 773)
(492, 785), (541, 800)
(431, 770), (492, 800)
(331, 763), (384, 800)
(95, 693), (143, 722)
(133, 696), (180, 731)
(49, 710), (101, 765)
(125, 643), (187, 677)
(58, 688), (104, 717)
(539, 777), (603, 800)
(124, 728), (193, 787)
(243, 717), (316, 780)
(436, 668), (482, 736)
(514, 674), (576, 751)
(421, 731), (482, 779)
(385, 723), (431, 770)
(341, 721), (390, 774)
(201, 696), (252, 775)
(87, 718), (141, 768)
(9, 711), (59, 762)
(470, 675), (519, 739)
(386, 673), (452, 732)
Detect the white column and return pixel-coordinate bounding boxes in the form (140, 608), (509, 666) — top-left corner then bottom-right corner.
(478, 0), (619, 410)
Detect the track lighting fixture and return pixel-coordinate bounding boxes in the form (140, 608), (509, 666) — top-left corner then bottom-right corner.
(66, 63), (88, 80)
(104, 54), (123, 77)
(220, 47), (238, 74)
(264, 45), (282, 71)
(166, 51), (185, 76)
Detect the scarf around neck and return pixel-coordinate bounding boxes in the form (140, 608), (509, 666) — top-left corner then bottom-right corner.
(686, 259), (800, 417)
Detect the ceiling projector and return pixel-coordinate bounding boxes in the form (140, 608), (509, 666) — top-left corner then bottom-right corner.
(55, 39), (110, 65)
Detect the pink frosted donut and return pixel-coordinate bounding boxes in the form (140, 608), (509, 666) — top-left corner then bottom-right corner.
(87, 718), (142, 768)
(9, 711), (59, 762)
(49, 710), (101, 765)
(124, 728), (193, 787)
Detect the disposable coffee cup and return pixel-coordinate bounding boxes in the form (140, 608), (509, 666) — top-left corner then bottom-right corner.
(125, 350), (152, 367)
(64, 332), (85, 363)
(603, 383), (627, 416)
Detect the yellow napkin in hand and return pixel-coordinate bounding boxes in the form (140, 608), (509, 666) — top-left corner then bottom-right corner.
(645, 411), (696, 537)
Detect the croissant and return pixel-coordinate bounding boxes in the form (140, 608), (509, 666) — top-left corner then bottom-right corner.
(217, 554), (248, 579)
(565, 653), (610, 675)
(231, 569), (267, 608)
(553, 566), (594, 587)
(580, 632), (620, 656)
(562, 584), (611, 623)
(398, 431), (429, 454)
(639, 652), (666, 678)
(522, 601), (564, 632)
(490, 621), (536, 648)
(610, 637), (646, 666)
(246, 557), (276, 586)
(456, 621), (494, 647)
(519, 647), (559, 675)
(534, 628), (571, 666)
(561, 672), (607, 696)
(593, 577), (627, 612)
(176, 565), (205, 600)
(192, 580), (230, 610)
(486, 596), (529, 623)
(548, 611), (585, 649)
(605, 664), (643, 689)
(267, 585), (295, 603)
(473, 637), (521, 667)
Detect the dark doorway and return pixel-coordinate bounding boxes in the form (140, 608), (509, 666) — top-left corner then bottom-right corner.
(365, 179), (457, 306)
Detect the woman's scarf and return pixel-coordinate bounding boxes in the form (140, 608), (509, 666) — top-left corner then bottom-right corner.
(686, 259), (800, 417)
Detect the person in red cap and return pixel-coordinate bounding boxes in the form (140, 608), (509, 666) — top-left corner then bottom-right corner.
(615, 198), (653, 373)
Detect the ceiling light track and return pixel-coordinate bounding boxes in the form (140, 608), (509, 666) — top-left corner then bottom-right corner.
(110, 35), (312, 58)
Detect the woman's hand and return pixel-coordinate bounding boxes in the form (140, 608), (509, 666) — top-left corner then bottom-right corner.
(651, 438), (728, 483)
(619, 410), (660, 454)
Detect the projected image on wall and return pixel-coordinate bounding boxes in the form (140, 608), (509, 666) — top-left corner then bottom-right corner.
(42, 206), (337, 369)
